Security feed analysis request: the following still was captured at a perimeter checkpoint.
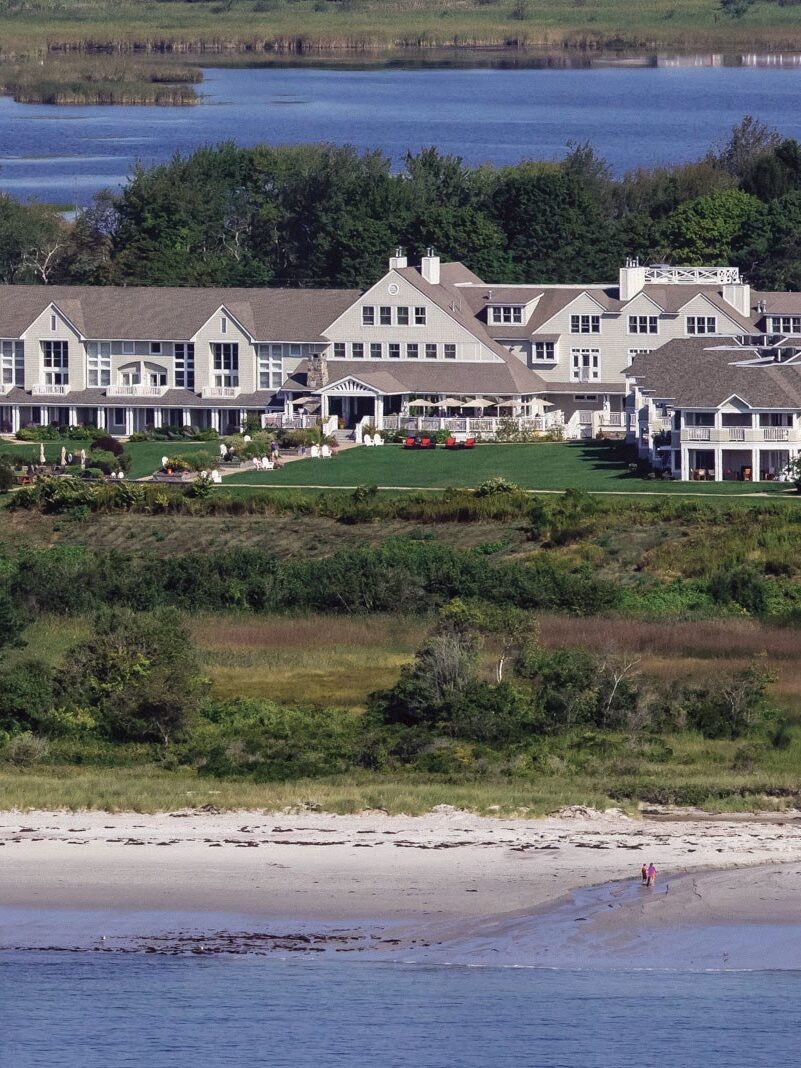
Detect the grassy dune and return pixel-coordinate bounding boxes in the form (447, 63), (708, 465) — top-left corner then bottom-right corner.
(1, 0), (800, 59)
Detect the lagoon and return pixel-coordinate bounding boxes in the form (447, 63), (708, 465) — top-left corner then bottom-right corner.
(3, 62), (801, 204)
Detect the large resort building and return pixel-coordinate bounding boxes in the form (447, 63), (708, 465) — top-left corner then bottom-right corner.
(2, 249), (801, 481)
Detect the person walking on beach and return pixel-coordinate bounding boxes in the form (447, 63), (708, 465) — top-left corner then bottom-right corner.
(641, 863), (648, 885)
(646, 862), (657, 888)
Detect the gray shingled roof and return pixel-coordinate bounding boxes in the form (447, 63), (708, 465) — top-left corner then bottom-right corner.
(7, 386), (279, 408)
(0, 286), (360, 342)
(285, 359), (544, 396)
(627, 339), (801, 409)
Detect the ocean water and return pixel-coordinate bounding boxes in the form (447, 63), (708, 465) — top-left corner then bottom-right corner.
(1, 955), (799, 1068)
(2, 63), (801, 203)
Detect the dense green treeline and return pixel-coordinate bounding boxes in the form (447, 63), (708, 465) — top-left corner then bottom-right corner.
(4, 117), (801, 288)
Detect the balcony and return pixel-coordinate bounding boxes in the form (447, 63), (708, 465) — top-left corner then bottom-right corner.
(31, 383), (70, 395)
(106, 384), (168, 397)
(682, 426), (793, 444)
(202, 386), (240, 399)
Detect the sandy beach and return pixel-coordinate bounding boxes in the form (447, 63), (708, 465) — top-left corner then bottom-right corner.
(2, 806), (801, 967)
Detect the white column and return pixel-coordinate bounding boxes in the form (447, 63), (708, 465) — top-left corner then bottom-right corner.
(183, 408), (192, 429)
(714, 447), (723, 481)
(11, 406), (20, 433)
(320, 394), (329, 419)
(680, 446), (690, 482)
(153, 408), (163, 429)
(96, 407), (106, 430)
(124, 407), (134, 436)
(374, 395), (384, 430)
(68, 405), (78, 426)
(239, 408), (247, 431)
(752, 448), (760, 482)
(40, 406), (48, 426)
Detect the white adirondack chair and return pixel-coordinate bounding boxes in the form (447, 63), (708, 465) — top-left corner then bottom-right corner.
(373, 434), (383, 446)
(321, 444), (332, 459)
(363, 433), (374, 446)
(310, 444), (320, 459)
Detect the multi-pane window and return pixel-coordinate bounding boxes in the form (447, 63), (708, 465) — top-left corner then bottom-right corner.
(212, 342), (239, 387)
(686, 316), (717, 335)
(759, 413), (793, 427)
(490, 306), (523, 324)
(352, 343), (364, 358)
(397, 307), (410, 326)
(86, 341), (111, 387)
(533, 342), (555, 361)
(333, 343), (346, 359)
(1, 341), (24, 386)
(174, 343), (195, 389)
(370, 343), (382, 359)
(570, 314), (601, 334)
(769, 316), (801, 333)
(406, 343), (419, 359)
(425, 343), (437, 359)
(415, 307), (427, 325)
(628, 347), (653, 357)
(444, 344), (456, 360)
(628, 315), (659, 334)
(42, 340), (69, 385)
(150, 342), (162, 355)
(388, 343), (401, 359)
(570, 347), (600, 382)
(379, 306), (392, 326)
(362, 306), (375, 326)
(258, 344), (283, 390)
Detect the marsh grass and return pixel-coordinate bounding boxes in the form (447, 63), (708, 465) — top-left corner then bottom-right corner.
(2, 0), (801, 57)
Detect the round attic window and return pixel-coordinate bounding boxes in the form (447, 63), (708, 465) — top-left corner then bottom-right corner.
(387, 283), (400, 295)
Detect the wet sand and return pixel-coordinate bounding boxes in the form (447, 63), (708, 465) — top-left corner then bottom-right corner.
(2, 807), (801, 967)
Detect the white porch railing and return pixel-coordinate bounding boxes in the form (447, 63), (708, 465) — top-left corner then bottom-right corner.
(682, 427), (795, 444)
(31, 384), (70, 395)
(321, 415), (338, 437)
(685, 427), (712, 441)
(106, 385), (167, 397)
(763, 427), (791, 441)
(261, 413), (317, 430)
(382, 415), (544, 435)
(201, 386), (240, 399)
(644, 265), (740, 285)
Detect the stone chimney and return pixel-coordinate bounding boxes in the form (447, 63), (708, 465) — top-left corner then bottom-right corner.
(307, 353), (329, 390)
(389, 246), (407, 269)
(618, 257), (646, 301)
(421, 246), (440, 285)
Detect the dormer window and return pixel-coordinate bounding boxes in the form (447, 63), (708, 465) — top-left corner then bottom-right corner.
(769, 316), (801, 334)
(489, 305), (523, 325)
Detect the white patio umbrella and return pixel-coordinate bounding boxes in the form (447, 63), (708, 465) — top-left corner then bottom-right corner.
(439, 397), (467, 407)
(39, 442), (46, 465)
(464, 396), (495, 409)
(296, 397), (320, 409)
(80, 449), (86, 470)
(407, 398), (436, 409)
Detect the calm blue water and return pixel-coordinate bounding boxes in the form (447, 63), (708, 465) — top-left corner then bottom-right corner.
(3, 64), (801, 204)
(1, 955), (799, 1067)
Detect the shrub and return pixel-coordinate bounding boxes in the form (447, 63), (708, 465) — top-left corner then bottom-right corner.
(0, 660), (55, 733)
(0, 459), (14, 493)
(2, 732), (49, 767)
(91, 435), (124, 457)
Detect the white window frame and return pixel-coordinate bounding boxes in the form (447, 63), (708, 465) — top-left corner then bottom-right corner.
(362, 306), (375, 326)
(414, 306), (427, 326)
(122, 340), (135, 355)
(686, 316), (717, 335)
(769, 316), (801, 333)
(370, 342), (382, 359)
(425, 343), (437, 360)
(490, 305), (524, 324)
(351, 343), (364, 359)
(388, 343), (401, 359)
(628, 315), (659, 334)
(406, 343), (419, 359)
(1, 340), (24, 386)
(570, 314), (601, 334)
(220, 316), (227, 334)
(174, 343), (195, 389)
(379, 306), (392, 326)
(86, 341), (111, 387)
(397, 307), (410, 326)
(628, 347), (653, 357)
(212, 342), (239, 387)
(570, 347), (600, 383)
(333, 342), (346, 359)
(257, 344), (283, 390)
(42, 340), (69, 385)
(150, 341), (162, 355)
(533, 341), (556, 362)
(444, 344), (456, 360)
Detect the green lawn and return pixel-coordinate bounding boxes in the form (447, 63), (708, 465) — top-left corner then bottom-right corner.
(224, 442), (794, 495)
(0, 438), (215, 479)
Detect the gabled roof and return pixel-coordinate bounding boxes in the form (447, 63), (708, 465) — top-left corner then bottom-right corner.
(0, 285), (361, 342)
(627, 338), (801, 409)
(284, 358), (545, 397)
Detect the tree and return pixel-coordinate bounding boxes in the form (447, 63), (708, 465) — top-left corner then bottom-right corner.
(656, 189), (763, 265)
(712, 116), (781, 179)
(732, 190), (801, 288)
(0, 660), (53, 733)
(0, 196), (66, 283)
(58, 607), (205, 744)
(438, 598), (537, 682)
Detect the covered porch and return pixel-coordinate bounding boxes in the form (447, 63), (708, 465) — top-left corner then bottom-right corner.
(682, 447), (793, 482)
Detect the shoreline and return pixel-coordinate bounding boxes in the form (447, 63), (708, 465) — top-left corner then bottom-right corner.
(3, 808), (801, 968)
